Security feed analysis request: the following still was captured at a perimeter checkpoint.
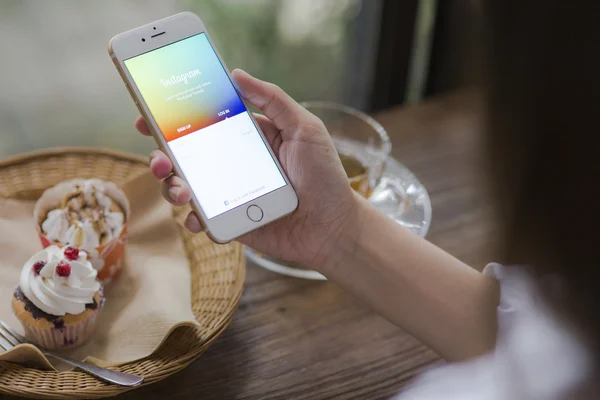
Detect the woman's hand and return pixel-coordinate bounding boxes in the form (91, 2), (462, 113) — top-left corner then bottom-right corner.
(136, 70), (501, 361)
(135, 69), (360, 269)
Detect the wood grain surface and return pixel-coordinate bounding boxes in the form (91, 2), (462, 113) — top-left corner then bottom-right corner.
(1, 90), (495, 400)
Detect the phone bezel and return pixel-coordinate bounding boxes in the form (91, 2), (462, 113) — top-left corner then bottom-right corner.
(109, 12), (298, 243)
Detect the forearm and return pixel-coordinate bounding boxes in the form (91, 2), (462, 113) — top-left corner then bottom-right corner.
(321, 196), (500, 361)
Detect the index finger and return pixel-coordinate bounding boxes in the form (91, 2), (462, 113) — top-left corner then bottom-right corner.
(135, 117), (152, 136)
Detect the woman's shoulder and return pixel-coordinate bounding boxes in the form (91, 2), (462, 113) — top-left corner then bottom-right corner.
(395, 264), (592, 400)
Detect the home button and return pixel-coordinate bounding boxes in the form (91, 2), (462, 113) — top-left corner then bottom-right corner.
(246, 205), (264, 222)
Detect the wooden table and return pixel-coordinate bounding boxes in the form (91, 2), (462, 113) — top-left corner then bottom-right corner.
(5, 91), (495, 400)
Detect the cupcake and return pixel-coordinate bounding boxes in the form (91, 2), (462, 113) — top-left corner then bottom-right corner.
(12, 245), (103, 350)
(33, 179), (130, 283)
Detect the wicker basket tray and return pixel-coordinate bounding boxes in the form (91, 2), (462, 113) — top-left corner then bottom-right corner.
(0, 147), (246, 399)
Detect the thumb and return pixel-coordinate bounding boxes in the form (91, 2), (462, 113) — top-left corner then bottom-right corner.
(232, 69), (311, 136)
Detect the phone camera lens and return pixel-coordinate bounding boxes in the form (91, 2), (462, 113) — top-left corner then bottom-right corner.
(153, 27), (157, 30)
(141, 38), (146, 42)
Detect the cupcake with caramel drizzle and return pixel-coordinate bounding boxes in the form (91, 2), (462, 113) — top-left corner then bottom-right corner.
(34, 179), (130, 283)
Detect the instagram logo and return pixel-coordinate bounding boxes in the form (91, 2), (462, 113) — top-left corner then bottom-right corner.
(160, 69), (201, 87)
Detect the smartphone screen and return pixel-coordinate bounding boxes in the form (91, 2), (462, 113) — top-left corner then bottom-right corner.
(124, 33), (286, 219)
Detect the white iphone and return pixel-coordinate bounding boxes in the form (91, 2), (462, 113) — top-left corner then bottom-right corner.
(109, 12), (298, 243)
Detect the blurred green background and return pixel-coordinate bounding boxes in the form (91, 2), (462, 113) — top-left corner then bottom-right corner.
(0, 0), (365, 157)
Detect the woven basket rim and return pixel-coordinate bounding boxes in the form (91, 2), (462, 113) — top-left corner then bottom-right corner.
(0, 146), (149, 169)
(0, 147), (245, 399)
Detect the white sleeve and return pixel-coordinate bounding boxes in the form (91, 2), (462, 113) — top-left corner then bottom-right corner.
(482, 262), (534, 339)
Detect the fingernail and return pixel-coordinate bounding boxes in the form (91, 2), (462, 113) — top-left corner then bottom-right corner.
(168, 187), (180, 201)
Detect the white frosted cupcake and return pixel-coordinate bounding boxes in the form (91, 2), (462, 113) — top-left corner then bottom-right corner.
(11, 245), (103, 350)
(34, 179), (130, 283)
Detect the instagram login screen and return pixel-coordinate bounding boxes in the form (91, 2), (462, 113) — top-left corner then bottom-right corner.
(124, 33), (286, 218)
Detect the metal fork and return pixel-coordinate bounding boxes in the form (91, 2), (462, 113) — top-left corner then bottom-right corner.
(0, 320), (143, 387)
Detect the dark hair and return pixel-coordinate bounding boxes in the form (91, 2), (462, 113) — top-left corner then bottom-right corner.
(483, 0), (600, 352)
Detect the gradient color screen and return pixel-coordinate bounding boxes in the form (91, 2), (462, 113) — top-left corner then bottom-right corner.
(124, 33), (286, 218)
(125, 33), (247, 141)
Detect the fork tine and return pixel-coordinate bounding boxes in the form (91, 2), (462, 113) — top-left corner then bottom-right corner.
(0, 325), (20, 347)
(0, 330), (14, 351)
(0, 321), (27, 345)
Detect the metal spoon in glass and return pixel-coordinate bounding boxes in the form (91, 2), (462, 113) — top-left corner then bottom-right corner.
(0, 320), (143, 387)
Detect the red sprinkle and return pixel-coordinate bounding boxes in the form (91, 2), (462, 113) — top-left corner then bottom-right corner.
(32, 261), (46, 276)
(63, 246), (80, 261)
(56, 261), (71, 277)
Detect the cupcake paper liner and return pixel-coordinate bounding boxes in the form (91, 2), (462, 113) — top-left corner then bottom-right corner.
(21, 311), (99, 350)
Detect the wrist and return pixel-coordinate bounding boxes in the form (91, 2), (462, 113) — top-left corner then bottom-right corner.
(313, 192), (371, 274)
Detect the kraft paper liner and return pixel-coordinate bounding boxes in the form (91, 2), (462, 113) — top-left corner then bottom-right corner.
(33, 179), (131, 284)
(0, 171), (199, 370)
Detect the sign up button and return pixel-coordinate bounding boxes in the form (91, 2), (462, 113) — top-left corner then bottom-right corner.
(177, 124), (192, 133)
